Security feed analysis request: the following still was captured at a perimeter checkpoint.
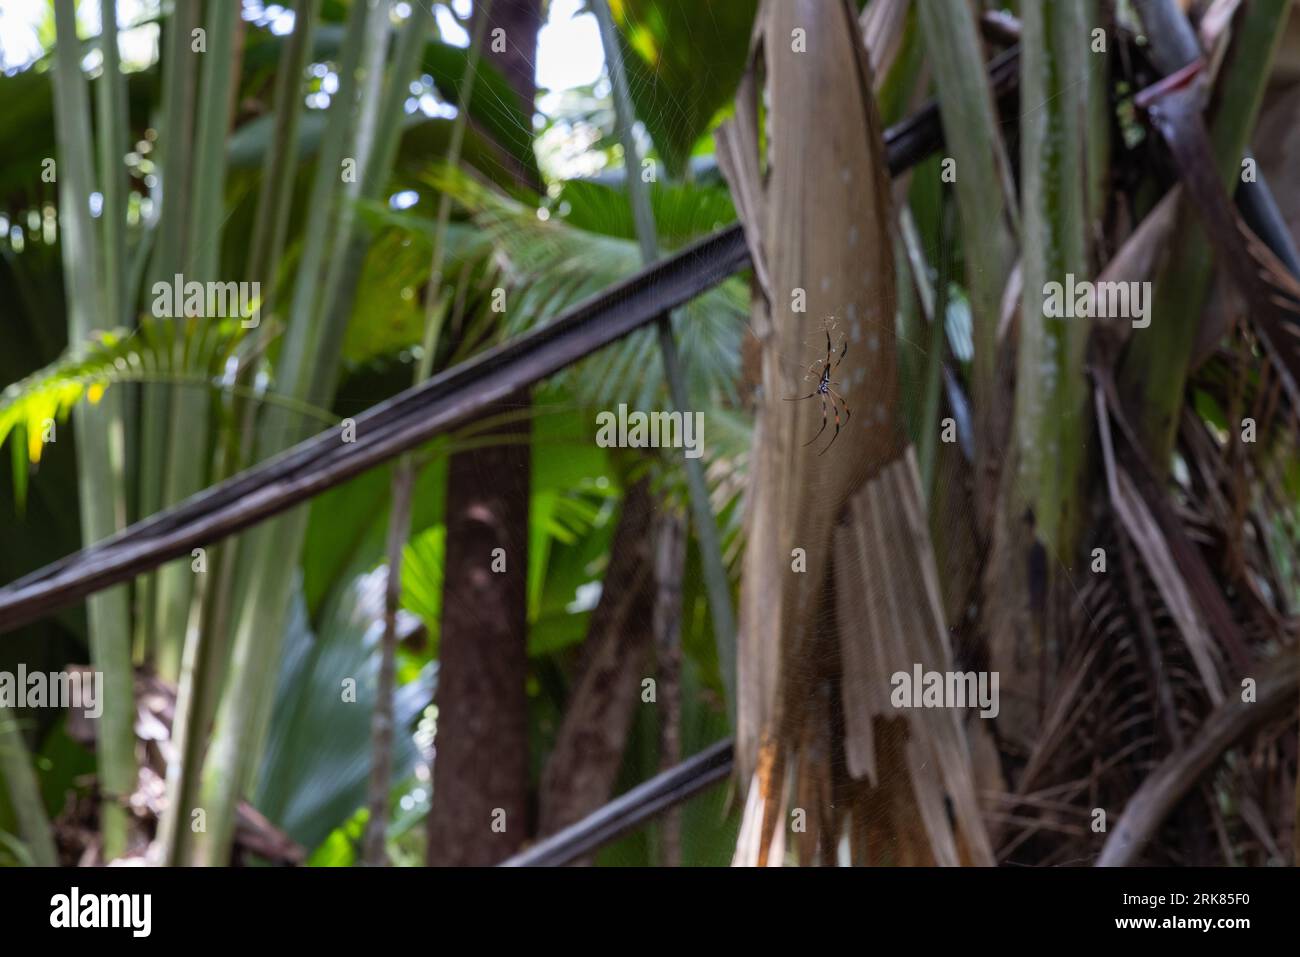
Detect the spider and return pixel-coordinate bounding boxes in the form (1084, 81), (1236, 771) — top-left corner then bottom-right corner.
(784, 326), (851, 455)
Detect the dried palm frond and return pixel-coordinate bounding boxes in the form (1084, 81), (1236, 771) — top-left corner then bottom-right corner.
(720, 0), (992, 867)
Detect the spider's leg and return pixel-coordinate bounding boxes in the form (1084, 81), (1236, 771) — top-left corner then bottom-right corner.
(818, 393), (844, 455)
(829, 388), (851, 423)
(832, 336), (848, 371)
(825, 328), (834, 368)
(803, 393), (829, 447)
(783, 392), (818, 401)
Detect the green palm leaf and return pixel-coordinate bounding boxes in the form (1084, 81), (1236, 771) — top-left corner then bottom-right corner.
(0, 319), (334, 500)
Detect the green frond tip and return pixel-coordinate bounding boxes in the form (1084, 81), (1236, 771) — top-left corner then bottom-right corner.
(0, 317), (333, 494)
(0, 326), (138, 472)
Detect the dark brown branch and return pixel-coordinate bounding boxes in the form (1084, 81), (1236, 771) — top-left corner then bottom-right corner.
(501, 739), (734, 867)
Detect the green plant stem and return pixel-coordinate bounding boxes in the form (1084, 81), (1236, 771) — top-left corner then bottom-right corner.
(137, 0), (199, 666)
(901, 202), (951, 506)
(272, 0), (374, 409)
(153, 0), (244, 860)
(243, 2), (397, 808)
(51, 0), (137, 861)
(414, 18), (491, 383)
(0, 711), (57, 866)
(97, 0), (128, 331)
(592, 0), (737, 721)
(916, 0), (1017, 435)
(190, 0), (437, 865)
(152, 0), (242, 683)
(1014, 0), (1092, 562)
(247, 0), (321, 314)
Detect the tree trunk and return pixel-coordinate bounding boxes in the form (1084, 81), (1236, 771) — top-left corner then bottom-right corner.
(537, 480), (656, 845)
(481, 0), (540, 117)
(425, 399), (532, 865)
(425, 0), (540, 866)
(476, 0), (543, 191)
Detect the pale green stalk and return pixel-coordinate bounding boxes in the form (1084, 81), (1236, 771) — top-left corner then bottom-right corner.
(158, 3), (320, 863)
(900, 202), (950, 505)
(1013, 0), (1091, 562)
(413, 11), (488, 382)
(97, 0), (128, 331)
(0, 711), (57, 866)
(592, 0), (737, 719)
(136, 0), (199, 665)
(190, 0), (408, 865)
(916, 0), (1017, 437)
(51, 0), (136, 860)
(269, 0), (375, 411)
(247, 0), (322, 310)
(153, 0), (241, 681)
